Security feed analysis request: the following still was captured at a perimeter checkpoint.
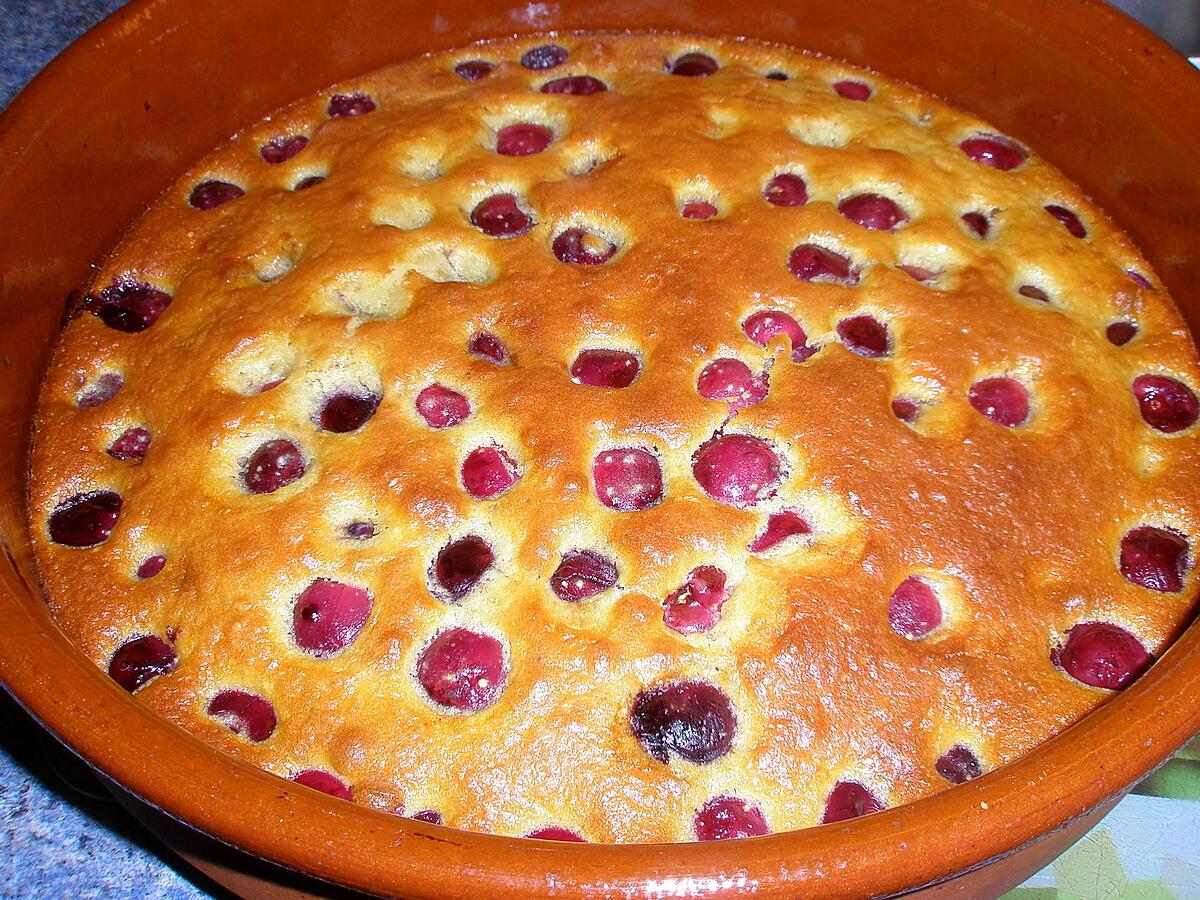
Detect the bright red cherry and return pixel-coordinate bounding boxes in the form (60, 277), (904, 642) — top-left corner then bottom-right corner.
(416, 627), (507, 711)
(1052, 622), (1152, 690)
(207, 690), (278, 742)
(292, 579), (373, 657)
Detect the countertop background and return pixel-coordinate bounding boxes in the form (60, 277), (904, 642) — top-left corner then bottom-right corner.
(1, 2), (1198, 898)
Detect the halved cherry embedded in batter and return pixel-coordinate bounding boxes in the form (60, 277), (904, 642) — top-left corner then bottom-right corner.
(315, 389), (380, 433)
(1045, 204), (1086, 238)
(496, 123), (554, 156)
(837, 314), (890, 357)
(968, 377), (1029, 427)
(541, 75), (607, 95)
(526, 827), (586, 841)
(78, 373), (124, 408)
(692, 434), (782, 507)
(748, 510), (811, 553)
(1106, 322), (1137, 347)
(108, 634), (176, 692)
(961, 211), (990, 238)
(107, 427), (151, 463)
(416, 627), (507, 711)
(207, 689), (278, 743)
(260, 134), (308, 164)
(469, 331), (511, 365)
(570, 349), (641, 388)
(788, 244), (854, 284)
(1119, 526), (1188, 593)
(292, 769), (353, 800)
(1132, 374), (1198, 433)
(432, 535), (495, 600)
(959, 133), (1028, 170)
(455, 59), (493, 81)
(833, 79), (872, 101)
(592, 448), (664, 511)
(242, 439), (306, 494)
(1127, 270), (1154, 289)
(742, 309), (816, 362)
(891, 397), (921, 424)
(694, 795), (770, 841)
(461, 445), (521, 500)
(293, 174), (325, 191)
(344, 522), (377, 540)
(416, 384), (471, 428)
(662, 565), (729, 634)
(327, 92), (376, 117)
(189, 180), (244, 210)
(521, 44), (568, 69)
(670, 52), (718, 77)
(888, 576), (942, 639)
(411, 810), (443, 824)
(763, 173), (808, 207)
(681, 200), (718, 220)
(49, 490), (122, 548)
(136, 554), (166, 579)
(629, 680), (735, 764)
(821, 780), (884, 824)
(897, 264), (936, 283)
(1017, 284), (1050, 303)
(839, 193), (907, 231)
(470, 194), (534, 237)
(89, 279), (172, 332)
(292, 578), (373, 657)
(1052, 621), (1152, 690)
(550, 550), (618, 602)
(765, 70), (789, 81)
(552, 227), (618, 265)
(696, 358), (768, 409)
(936, 745), (983, 784)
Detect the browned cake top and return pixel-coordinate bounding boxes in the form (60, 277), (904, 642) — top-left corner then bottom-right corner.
(27, 32), (1200, 842)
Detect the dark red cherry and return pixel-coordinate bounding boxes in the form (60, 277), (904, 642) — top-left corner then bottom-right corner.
(681, 200), (718, 220)
(48, 491), (121, 548)
(694, 796), (769, 840)
(260, 134), (308, 164)
(742, 309), (816, 362)
(1052, 621), (1152, 690)
(207, 689), (278, 742)
(936, 745), (983, 784)
(327, 92), (376, 117)
(78, 373), (123, 408)
(696, 358), (768, 409)
(108, 426), (151, 463)
(108, 634), (176, 692)
(822, 781), (884, 824)
(1106, 322), (1137, 346)
(763, 173), (808, 207)
(788, 244), (854, 284)
(1018, 284), (1050, 303)
(961, 211), (990, 238)
(898, 264), (936, 283)
(461, 445), (521, 500)
(662, 565), (729, 634)
(670, 53), (718, 77)
(541, 75), (606, 95)
(432, 535), (495, 600)
(292, 769), (352, 800)
(455, 60), (493, 81)
(189, 180), (244, 210)
(416, 627), (507, 711)
(629, 680), (735, 764)
(552, 227), (617, 264)
(470, 194), (534, 237)
(891, 398), (921, 423)
(521, 44), (568, 69)
(1119, 526), (1188, 593)
(496, 124), (553, 156)
(969, 377), (1029, 427)
(344, 521), (377, 539)
(839, 193), (907, 231)
(960, 133), (1028, 170)
(1132, 374), (1198, 433)
(416, 384), (471, 428)
(89, 279), (172, 332)
(292, 579), (372, 657)
(570, 349), (640, 388)
(316, 390), (379, 433)
(1045, 204), (1086, 238)
(469, 331), (511, 365)
(692, 434), (782, 507)
(242, 439), (306, 493)
(748, 510), (810, 552)
(592, 448), (664, 511)
(833, 80), (871, 101)
(411, 809), (443, 824)
(293, 174), (325, 191)
(765, 71), (789, 81)
(526, 827), (586, 841)
(1127, 270), (1154, 289)
(550, 550), (618, 601)
(888, 576), (942, 639)
(837, 315), (890, 357)
(136, 554), (166, 579)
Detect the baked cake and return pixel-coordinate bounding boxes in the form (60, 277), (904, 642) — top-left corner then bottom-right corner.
(27, 32), (1200, 843)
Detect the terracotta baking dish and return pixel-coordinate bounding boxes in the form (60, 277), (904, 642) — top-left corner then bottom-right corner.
(2, 0), (1199, 896)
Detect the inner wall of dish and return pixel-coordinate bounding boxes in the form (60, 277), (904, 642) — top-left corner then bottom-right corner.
(2, 0), (1199, 623)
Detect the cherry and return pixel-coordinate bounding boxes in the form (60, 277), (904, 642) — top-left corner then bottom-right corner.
(629, 681), (735, 764)
(189, 180), (244, 210)
(344, 522), (377, 539)
(242, 439), (306, 493)
(550, 550), (618, 601)
(839, 193), (907, 231)
(416, 627), (507, 711)
(788, 244), (854, 284)
(1119, 526), (1188, 593)
(662, 565), (729, 634)
(260, 134), (308, 164)
(681, 200), (718, 220)
(696, 358), (768, 409)
(670, 53), (718, 77)
(694, 796), (769, 840)
(455, 60), (493, 81)
(763, 173), (808, 207)
(315, 390), (379, 433)
(1017, 284), (1050, 303)
(521, 44), (568, 69)
(822, 781), (884, 824)
(416, 384), (471, 428)
(432, 535), (495, 600)
(327, 92), (376, 117)
(293, 174), (325, 191)
(570, 349), (640, 388)
(461, 445), (521, 500)
(961, 211), (990, 238)
(108, 634), (177, 692)
(833, 80), (871, 101)
(765, 71), (789, 81)
(837, 314), (890, 357)
(292, 579), (372, 657)
(541, 75), (607, 95)
(1132, 374), (1198, 433)
(1052, 621), (1152, 690)
(592, 448), (664, 511)
(1045, 204), (1086, 238)
(470, 194), (533, 237)
(49, 491), (121, 548)
(742, 309), (816, 362)
(552, 227), (617, 265)
(898, 264), (936, 283)
(292, 769), (352, 800)
(968, 377), (1029, 427)
(78, 373), (123, 408)
(207, 689), (277, 742)
(960, 133), (1028, 171)
(888, 576), (942, 639)
(107, 427), (151, 463)
(136, 554), (166, 579)
(1106, 322), (1137, 346)
(748, 510), (810, 553)
(891, 398), (921, 423)
(410, 810), (443, 824)
(936, 745), (982, 784)
(496, 124), (553, 156)
(89, 279), (172, 332)
(692, 434), (782, 507)
(1127, 270), (1154, 289)
(469, 331), (511, 365)
(526, 827), (586, 841)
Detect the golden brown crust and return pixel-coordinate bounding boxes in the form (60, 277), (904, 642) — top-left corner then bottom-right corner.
(27, 32), (1200, 841)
